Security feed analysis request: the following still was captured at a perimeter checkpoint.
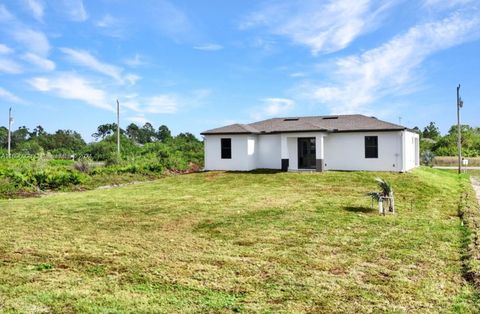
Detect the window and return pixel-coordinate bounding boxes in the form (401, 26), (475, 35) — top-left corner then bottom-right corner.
(365, 136), (378, 158)
(221, 138), (232, 159)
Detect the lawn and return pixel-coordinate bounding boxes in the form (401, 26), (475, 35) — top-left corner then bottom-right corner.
(0, 168), (478, 313)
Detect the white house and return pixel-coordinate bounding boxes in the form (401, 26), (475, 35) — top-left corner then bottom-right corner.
(201, 114), (420, 172)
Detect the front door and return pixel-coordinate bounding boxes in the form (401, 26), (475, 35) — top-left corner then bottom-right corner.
(298, 137), (316, 169)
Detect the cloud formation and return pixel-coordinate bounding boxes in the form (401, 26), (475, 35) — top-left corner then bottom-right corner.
(300, 9), (480, 113)
(22, 52), (55, 71)
(240, 0), (397, 55)
(0, 87), (24, 103)
(29, 73), (113, 111)
(193, 43), (223, 51)
(24, 0), (44, 21)
(61, 48), (138, 85)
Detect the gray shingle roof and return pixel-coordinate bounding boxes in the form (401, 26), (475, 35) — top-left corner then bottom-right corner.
(201, 114), (407, 135)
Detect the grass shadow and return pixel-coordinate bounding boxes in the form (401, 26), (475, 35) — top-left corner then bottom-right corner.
(343, 206), (376, 213)
(224, 169), (283, 174)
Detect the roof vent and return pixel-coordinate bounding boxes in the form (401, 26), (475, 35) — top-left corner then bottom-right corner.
(322, 116), (338, 120)
(283, 118), (299, 121)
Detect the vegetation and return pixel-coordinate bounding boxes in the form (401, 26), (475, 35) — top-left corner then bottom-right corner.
(0, 168), (478, 312)
(414, 122), (480, 159)
(0, 123), (203, 198)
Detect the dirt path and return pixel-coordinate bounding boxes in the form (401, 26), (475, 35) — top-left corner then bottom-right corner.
(471, 176), (480, 204)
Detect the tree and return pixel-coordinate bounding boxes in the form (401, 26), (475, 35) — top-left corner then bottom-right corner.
(11, 126), (30, 148)
(126, 123), (140, 142)
(138, 122), (156, 144)
(0, 126), (7, 149)
(92, 123), (121, 140)
(30, 125), (46, 137)
(422, 122), (440, 140)
(156, 125), (172, 142)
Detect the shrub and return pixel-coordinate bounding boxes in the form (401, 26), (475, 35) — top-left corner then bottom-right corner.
(73, 156), (93, 173)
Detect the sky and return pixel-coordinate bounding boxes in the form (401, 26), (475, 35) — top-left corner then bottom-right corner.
(0, 0), (479, 141)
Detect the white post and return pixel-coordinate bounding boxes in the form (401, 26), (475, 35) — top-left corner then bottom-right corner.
(280, 134), (289, 171)
(7, 107), (12, 158)
(378, 198), (384, 215)
(315, 135), (325, 172)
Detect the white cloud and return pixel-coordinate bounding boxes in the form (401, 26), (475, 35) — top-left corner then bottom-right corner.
(22, 52), (55, 71)
(290, 72), (306, 78)
(28, 74), (113, 111)
(193, 43), (223, 51)
(251, 97), (295, 120)
(127, 115), (150, 125)
(145, 95), (179, 114)
(124, 54), (146, 67)
(12, 28), (50, 56)
(0, 5), (51, 57)
(95, 14), (126, 38)
(150, 1), (199, 43)
(62, 0), (87, 21)
(61, 48), (138, 85)
(119, 89), (210, 116)
(240, 0), (397, 55)
(423, 0), (474, 9)
(0, 58), (22, 74)
(0, 87), (24, 103)
(125, 74), (141, 85)
(299, 10), (480, 113)
(24, 0), (44, 21)
(0, 44), (13, 54)
(96, 14), (118, 28)
(0, 5), (14, 22)
(263, 98), (295, 115)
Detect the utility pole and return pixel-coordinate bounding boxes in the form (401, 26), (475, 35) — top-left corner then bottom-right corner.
(457, 84), (463, 174)
(116, 99), (120, 159)
(7, 107), (12, 158)
(398, 116), (402, 125)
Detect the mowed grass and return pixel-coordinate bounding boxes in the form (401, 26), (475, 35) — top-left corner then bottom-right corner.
(0, 168), (478, 313)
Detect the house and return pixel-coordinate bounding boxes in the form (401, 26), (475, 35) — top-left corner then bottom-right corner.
(201, 114), (420, 172)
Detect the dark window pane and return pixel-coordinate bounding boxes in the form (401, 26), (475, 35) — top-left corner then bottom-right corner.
(365, 136), (378, 158)
(221, 138), (231, 159)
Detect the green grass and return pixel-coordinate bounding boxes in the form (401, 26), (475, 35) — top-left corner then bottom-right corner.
(0, 168), (478, 313)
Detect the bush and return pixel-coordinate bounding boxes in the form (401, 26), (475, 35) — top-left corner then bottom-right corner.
(73, 157), (93, 173)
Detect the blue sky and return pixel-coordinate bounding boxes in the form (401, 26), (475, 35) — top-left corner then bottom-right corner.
(0, 0), (479, 141)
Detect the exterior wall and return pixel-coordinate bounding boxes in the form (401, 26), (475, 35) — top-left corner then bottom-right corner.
(403, 130), (420, 171)
(281, 132), (327, 171)
(204, 130), (420, 172)
(324, 131), (403, 171)
(204, 134), (258, 171)
(257, 134), (281, 169)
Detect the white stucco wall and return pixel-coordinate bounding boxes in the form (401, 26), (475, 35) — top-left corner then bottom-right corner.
(324, 131), (403, 171)
(403, 130), (420, 171)
(204, 130), (419, 172)
(204, 134), (258, 171)
(257, 134), (281, 169)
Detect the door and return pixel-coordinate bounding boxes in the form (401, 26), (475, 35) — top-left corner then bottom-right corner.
(298, 137), (316, 169)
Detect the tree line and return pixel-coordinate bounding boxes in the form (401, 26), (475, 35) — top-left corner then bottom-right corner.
(0, 122), (203, 163)
(413, 122), (480, 157)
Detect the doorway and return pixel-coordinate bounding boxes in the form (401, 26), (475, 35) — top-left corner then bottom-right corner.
(298, 137), (316, 169)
